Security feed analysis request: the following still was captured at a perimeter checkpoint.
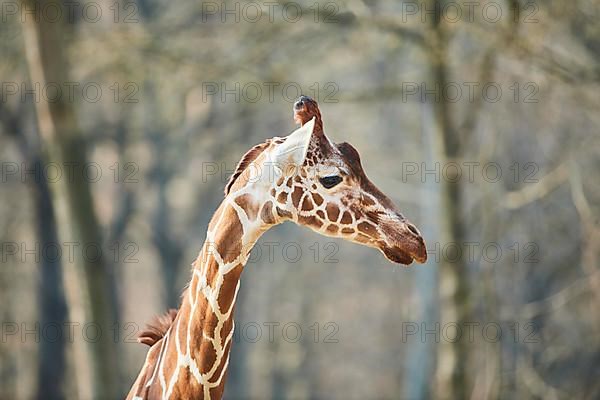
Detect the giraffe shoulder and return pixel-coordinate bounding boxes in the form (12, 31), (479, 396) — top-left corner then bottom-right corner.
(137, 308), (178, 347)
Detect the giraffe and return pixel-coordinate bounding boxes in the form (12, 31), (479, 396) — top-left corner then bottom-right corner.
(127, 96), (427, 400)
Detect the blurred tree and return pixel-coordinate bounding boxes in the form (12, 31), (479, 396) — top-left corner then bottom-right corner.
(4, 101), (69, 400)
(21, 0), (120, 398)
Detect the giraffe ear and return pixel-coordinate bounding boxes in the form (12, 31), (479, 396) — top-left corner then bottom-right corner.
(272, 117), (315, 167)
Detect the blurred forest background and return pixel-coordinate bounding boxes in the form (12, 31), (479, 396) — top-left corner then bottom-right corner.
(1, 0), (599, 399)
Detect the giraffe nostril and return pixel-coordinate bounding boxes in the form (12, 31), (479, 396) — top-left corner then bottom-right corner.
(407, 223), (419, 236)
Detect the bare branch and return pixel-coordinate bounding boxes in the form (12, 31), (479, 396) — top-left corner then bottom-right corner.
(504, 163), (568, 209)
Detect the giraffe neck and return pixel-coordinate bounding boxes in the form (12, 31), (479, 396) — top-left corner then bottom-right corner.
(133, 193), (270, 400)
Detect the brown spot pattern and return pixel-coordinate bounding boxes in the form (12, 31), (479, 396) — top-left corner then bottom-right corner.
(208, 338), (232, 384)
(341, 211), (352, 224)
(301, 196), (314, 211)
(313, 193), (324, 206)
(276, 207), (292, 219)
(234, 194), (258, 222)
(291, 186), (303, 208)
(299, 215), (323, 228)
(214, 207), (243, 264)
(208, 203), (225, 232)
(326, 203), (340, 221)
(217, 264), (243, 312)
(356, 233), (371, 243)
(261, 201), (275, 224)
(357, 221), (377, 237)
(277, 191), (287, 204)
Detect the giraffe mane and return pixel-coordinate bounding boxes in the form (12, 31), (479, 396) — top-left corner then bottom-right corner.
(138, 308), (178, 347)
(224, 140), (272, 195)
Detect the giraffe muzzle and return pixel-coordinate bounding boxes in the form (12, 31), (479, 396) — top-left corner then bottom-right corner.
(380, 219), (428, 265)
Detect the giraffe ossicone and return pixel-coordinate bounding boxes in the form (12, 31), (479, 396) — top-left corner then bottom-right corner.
(127, 97), (427, 400)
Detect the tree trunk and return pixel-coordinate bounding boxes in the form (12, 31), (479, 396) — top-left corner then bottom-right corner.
(403, 100), (442, 400)
(33, 151), (69, 400)
(21, 1), (120, 398)
(2, 82), (70, 400)
(427, 1), (472, 398)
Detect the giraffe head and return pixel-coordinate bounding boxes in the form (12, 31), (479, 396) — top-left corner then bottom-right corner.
(225, 96), (427, 265)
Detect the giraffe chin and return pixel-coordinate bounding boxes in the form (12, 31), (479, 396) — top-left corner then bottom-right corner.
(382, 246), (427, 266)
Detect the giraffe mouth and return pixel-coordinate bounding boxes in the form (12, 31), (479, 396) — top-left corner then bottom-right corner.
(382, 246), (416, 265)
(382, 243), (427, 265)
(379, 220), (428, 265)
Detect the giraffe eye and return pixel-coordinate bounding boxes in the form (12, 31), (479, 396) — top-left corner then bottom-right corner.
(319, 175), (343, 189)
